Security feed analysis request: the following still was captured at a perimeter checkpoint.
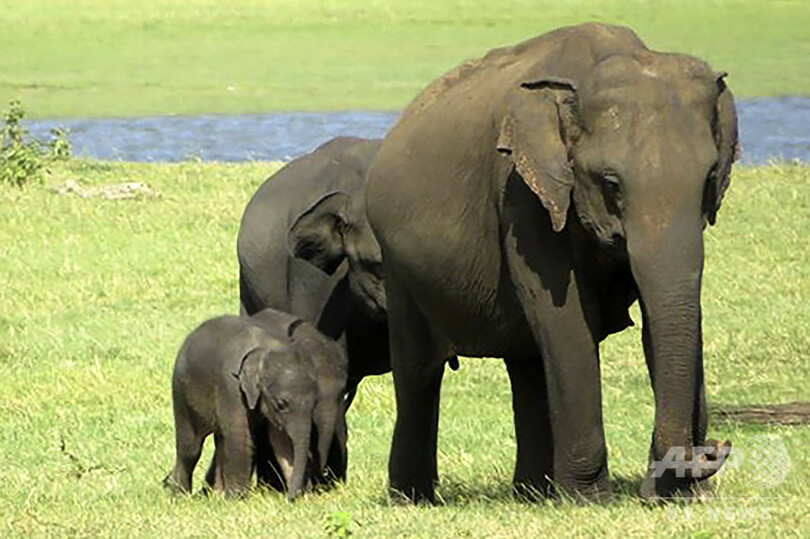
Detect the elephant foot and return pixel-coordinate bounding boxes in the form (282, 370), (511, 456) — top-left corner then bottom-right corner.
(640, 474), (716, 503)
(512, 476), (554, 502)
(161, 472), (189, 495)
(553, 481), (614, 505)
(544, 466), (613, 504)
(388, 484), (436, 506)
(314, 470), (343, 489)
(640, 439), (732, 503)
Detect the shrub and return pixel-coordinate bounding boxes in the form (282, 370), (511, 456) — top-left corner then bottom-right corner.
(0, 100), (71, 187)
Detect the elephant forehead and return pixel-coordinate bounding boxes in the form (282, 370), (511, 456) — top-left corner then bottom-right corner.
(583, 79), (712, 134)
(590, 51), (711, 85)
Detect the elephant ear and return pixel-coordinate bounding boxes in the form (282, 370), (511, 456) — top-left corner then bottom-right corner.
(234, 326), (285, 409)
(497, 77), (578, 232)
(238, 348), (264, 410)
(250, 308), (306, 342)
(288, 192), (350, 275)
(707, 71), (740, 226)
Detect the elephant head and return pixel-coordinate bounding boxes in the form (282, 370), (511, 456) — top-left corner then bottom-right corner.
(284, 317), (349, 482)
(237, 336), (318, 500)
(289, 191), (386, 319)
(496, 52), (738, 496)
(247, 309), (349, 483)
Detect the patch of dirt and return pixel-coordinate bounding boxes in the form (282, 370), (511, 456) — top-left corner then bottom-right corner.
(714, 402), (810, 426)
(51, 179), (156, 200)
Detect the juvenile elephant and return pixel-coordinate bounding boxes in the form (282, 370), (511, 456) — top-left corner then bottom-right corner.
(366, 23), (738, 503)
(164, 311), (347, 499)
(237, 137), (389, 398)
(250, 308), (349, 482)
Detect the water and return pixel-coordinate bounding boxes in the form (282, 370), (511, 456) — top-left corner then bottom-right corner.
(25, 98), (810, 165)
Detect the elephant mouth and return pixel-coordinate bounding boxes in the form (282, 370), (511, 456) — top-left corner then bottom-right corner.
(267, 423), (296, 486)
(267, 422), (313, 493)
(354, 288), (387, 319)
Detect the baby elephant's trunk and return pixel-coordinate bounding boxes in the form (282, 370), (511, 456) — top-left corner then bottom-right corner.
(314, 400), (339, 474)
(286, 418), (313, 500)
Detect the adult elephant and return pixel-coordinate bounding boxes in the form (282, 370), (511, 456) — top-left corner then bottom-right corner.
(237, 137), (389, 420)
(365, 23), (738, 503)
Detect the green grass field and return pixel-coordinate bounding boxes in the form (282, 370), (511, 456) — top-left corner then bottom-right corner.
(1, 0), (809, 118)
(1, 160), (808, 536)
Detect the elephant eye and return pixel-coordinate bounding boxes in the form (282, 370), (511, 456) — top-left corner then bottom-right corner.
(274, 398), (290, 413)
(368, 260), (384, 277)
(599, 170), (620, 187)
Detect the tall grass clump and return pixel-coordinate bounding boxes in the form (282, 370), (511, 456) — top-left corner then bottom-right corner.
(0, 100), (71, 187)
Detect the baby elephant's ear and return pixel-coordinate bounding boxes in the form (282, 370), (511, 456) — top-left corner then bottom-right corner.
(233, 325), (275, 409)
(238, 348), (263, 409)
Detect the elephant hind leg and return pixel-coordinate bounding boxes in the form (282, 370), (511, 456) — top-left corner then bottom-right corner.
(164, 411), (206, 494)
(504, 355), (554, 499)
(203, 434), (225, 493)
(386, 276), (446, 505)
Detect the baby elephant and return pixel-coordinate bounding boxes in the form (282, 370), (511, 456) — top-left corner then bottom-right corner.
(164, 311), (347, 499)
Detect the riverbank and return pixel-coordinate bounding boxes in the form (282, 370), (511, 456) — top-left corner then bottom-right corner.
(1, 160), (808, 535)
(22, 98), (810, 164)
(2, 0), (809, 118)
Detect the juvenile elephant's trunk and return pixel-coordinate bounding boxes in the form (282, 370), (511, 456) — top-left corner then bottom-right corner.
(314, 401), (339, 474)
(286, 417), (313, 500)
(626, 206), (729, 497)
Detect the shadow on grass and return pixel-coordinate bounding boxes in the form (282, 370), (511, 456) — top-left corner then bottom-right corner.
(435, 476), (518, 506)
(373, 473), (650, 507)
(611, 474), (645, 501)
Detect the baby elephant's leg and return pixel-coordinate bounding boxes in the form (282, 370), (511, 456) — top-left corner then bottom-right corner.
(164, 410), (206, 494)
(203, 434), (224, 492)
(219, 421), (256, 498)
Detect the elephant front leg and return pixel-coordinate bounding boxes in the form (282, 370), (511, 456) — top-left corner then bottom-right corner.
(386, 277), (446, 504)
(504, 356), (554, 499)
(219, 433), (256, 498)
(505, 232), (610, 501)
(218, 408), (257, 498)
(539, 316), (610, 501)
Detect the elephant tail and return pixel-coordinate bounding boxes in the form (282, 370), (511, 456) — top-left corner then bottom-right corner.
(714, 401), (810, 426)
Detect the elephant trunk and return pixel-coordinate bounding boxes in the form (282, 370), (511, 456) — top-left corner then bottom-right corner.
(286, 416), (313, 500)
(626, 206), (721, 481)
(314, 400), (339, 474)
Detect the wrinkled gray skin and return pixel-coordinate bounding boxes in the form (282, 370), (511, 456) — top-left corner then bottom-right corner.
(366, 23), (739, 504)
(164, 313), (345, 500)
(238, 137), (388, 391)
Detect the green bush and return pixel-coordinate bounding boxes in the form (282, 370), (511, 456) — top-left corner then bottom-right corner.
(0, 100), (71, 187)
